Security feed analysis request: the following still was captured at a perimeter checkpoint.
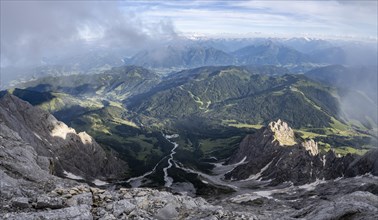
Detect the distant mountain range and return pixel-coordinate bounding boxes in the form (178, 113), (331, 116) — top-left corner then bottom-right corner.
(3, 37), (376, 88)
(125, 45), (235, 68)
(124, 41), (346, 69)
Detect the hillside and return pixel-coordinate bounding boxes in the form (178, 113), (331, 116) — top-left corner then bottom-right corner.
(21, 66), (160, 101)
(124, 41), (352, 70)
(6, 65), (377, 180)
(128, 66), (344, 129)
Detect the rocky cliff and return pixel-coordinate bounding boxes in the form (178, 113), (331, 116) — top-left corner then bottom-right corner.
(0, 102), (253, 219)
(0, 94), (127, 181)
(0, 120), (255, 219)
(226, 119), (377, 185)
(1, 102), (378, 219)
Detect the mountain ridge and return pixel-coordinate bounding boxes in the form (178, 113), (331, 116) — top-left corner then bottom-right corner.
(0, 93), (128, 181)
(227, 119), (377, 185)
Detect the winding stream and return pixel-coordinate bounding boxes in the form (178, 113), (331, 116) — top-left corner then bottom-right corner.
(124, 133), (179, 188)
(123, 133), (260, 192)
(162, 134), (179, 187)
(125, 156), (167, 187)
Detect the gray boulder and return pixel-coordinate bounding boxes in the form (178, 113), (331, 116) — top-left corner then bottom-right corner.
(36, 196), (64, 209)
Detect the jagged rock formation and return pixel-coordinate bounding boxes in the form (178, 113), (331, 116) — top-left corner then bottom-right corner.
(268, 119), (296, 146)
(346, 148), (378, 177)
(0, 123), (255, 220)
(0, 118), (78, 215)
(302, 139), (319, 156)
(0, 94), (127, 181)
(226, 119), (376, 185)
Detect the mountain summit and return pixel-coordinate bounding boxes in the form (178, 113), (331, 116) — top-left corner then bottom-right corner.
(227, 120), (376, 185)
(268, 119), (296, 146)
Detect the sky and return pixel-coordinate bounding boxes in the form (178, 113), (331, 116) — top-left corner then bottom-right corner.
(1, 0), (377, 67)
(120, 0), (378, 39)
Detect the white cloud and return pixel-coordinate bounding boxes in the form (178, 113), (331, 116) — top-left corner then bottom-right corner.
(1, 0), (376, 67)
(0, 1), (178, 67)
(128, 0), (377, 39)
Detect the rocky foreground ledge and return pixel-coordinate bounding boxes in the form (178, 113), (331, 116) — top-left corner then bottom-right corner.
(2, 178), (378, 220)
(1, 184), (258, 220)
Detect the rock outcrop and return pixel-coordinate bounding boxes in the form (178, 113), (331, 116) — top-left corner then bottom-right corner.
(346, 148), (378, 177)
(226, 119), (375, 185)
(302, 139), (319, 156)
(0, 94), (127, 182)
(268, 119), (296, 146)
(291, 191), (378, 220)
(1, 175), (258, 219)
(0, 120), (255, 219)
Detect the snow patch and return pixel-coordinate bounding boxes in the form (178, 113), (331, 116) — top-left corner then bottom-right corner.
(93, 179), (108, 186)
(253, 190), (275, 199)
(33, 132), (42, 140)
(236, 156), (247, 165)
(243, 159), (274, 181)
(177, 163), (238, 190)
(164, 134), (179, 139)
(298, 179), (326, 191)
(229, 193), (265, 203)
(322, 155), (326, 167)
(63, 171), (83, 180)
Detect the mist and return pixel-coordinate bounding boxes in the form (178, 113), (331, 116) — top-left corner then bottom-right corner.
(0, 1), (178, 68)
(338, 66), (378, 130)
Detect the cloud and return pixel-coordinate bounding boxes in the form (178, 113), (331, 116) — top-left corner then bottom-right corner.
(0, 1), (178, 67)
(122, 0), (377, 39)
(1, 0), (376, 68)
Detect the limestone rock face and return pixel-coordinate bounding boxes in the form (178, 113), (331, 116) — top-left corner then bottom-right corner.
(0, 94), (127, 181)
(0, 121), (78, 214)
(302, 139), (319, 156)
(268, 119), (296, 146)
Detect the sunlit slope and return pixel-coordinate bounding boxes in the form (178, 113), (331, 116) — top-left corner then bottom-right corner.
(128, 66), (369, 130)
(20, 66), (160, 101)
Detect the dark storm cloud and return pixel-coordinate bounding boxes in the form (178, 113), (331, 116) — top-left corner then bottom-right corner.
(0, 1), (177, 67)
